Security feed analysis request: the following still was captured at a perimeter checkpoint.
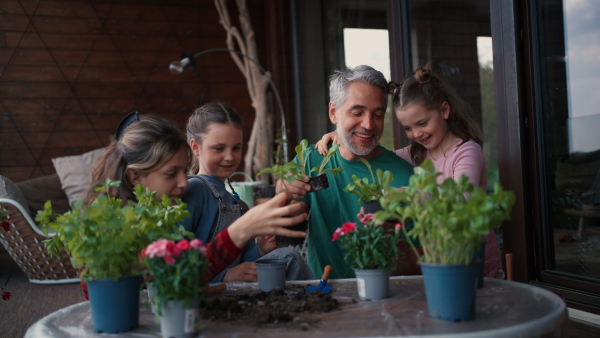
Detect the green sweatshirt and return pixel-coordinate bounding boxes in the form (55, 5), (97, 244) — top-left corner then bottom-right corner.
(298, 145), (414, 279)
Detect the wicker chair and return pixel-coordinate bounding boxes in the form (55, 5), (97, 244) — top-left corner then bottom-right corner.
(0, 198), (79, 284)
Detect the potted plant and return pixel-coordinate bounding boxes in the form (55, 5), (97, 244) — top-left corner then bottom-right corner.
(36, 179), (190, 333)
(257, 139), (343, 193)
(332, 213), (404, 301)
(344, 158), (394, 214)
(375, 159), (515, 322)
(141, 238), (208, 338)
(256, 139), (343, 246)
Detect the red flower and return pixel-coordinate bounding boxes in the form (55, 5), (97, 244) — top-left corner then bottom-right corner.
(1, 289), (10, 301)
(190, 238), (202, 248)
(360, 213), (374, 224)
(341, 222), (357, 234)
(395, 222), (402, 231)
(166, 240), (181, 257)
(176, 239), (190, 252)
(164, 254), (176, 265)
(332, 230), (341, 242)
(332, 222), (357, 241)
(1, 215), (11, 232)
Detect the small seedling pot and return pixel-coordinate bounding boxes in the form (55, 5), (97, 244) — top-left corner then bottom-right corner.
(255, 259), (287, 292)
(308, 174), (329, 192)
(363, 200), (383, 214)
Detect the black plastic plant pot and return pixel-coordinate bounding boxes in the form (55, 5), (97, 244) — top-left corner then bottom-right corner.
(275, 219), (308, 247)
(363, 200), (383, 214)
(308, 174), (329, 192)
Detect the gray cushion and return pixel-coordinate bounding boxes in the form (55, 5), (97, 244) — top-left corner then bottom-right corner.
(16, 173), (71, 220)
(0, 175), (31, 216)
(52, 148), (106, 205)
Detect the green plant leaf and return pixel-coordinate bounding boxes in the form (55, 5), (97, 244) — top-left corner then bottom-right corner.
(36, 180), (190, 281)
(377, 158), (515, 265)
(258, 139), (342, 190)
(343, 159), (394, 203)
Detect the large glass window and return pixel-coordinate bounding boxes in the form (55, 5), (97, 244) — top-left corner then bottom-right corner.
(404, 1), (498, 190)
(343, 28), (394, 149)
(293, 0), (389, 145)
(536, 0), (600, 282)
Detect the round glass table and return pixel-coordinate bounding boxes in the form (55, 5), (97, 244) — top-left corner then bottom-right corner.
(25, 276), (568, 337)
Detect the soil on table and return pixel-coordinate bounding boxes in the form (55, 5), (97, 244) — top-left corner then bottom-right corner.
(200, 287), (341, 330)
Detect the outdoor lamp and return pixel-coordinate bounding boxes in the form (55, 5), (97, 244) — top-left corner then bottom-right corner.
(169, 48), (288, 162)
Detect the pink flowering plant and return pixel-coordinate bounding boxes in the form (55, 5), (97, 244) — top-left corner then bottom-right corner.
(140, 238), (209, 316)
(332, 214), (404, 270)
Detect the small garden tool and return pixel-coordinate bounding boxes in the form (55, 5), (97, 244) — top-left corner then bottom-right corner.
(306, 265), (333, 294)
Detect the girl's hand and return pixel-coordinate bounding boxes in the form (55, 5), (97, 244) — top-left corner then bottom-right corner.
(222, 262), (257, 282)
(275, 175), (311, 199)
(257, 235), (277, 256)
(357, 206), (366, 224)
(316, 131), (340, 155)
(228, 192), (308, 248)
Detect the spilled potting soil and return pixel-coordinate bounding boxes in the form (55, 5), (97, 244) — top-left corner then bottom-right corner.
(200, 287), (340, 329)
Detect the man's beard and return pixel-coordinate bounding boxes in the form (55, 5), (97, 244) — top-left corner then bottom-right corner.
(338, 128), (381, 156)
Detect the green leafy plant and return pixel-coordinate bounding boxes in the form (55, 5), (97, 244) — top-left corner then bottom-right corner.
(256, 139), (343, 190)
(36, 179), (191, 281)
(141, 238), (208, 317)
(332, 214), (404, 269)
(344, 158), (394, 204)
(375, 159), (515, 265)
(256, 161), (305, 189)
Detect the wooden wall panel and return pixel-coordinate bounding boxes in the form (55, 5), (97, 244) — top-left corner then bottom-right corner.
(0, 0), (294, 182)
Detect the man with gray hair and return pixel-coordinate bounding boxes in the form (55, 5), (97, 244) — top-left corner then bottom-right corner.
(277, 65), (414, 279)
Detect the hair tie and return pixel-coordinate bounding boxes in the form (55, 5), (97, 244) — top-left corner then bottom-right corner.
(417, 77), (431, 84)
(415, 68), (431, 84)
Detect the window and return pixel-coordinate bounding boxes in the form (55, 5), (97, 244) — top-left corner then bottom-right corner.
(534, 0), (600, 286)
(343, 28), (394, 150)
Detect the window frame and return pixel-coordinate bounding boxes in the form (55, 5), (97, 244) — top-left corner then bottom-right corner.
(386, 0), (600, 314)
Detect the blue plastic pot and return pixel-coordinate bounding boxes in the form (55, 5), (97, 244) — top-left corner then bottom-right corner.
(420, 261), (478, 322)
(473, 241), (487, 288)
(87, 275), (142, 333)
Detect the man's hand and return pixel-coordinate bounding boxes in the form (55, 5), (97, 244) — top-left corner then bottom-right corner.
(275, 175), (311, 199)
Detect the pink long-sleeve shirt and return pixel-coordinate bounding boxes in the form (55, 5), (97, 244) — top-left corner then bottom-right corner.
(395, 139), (502, 278)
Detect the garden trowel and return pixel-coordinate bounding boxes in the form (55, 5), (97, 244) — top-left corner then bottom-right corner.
(306, 265), (333, 294)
